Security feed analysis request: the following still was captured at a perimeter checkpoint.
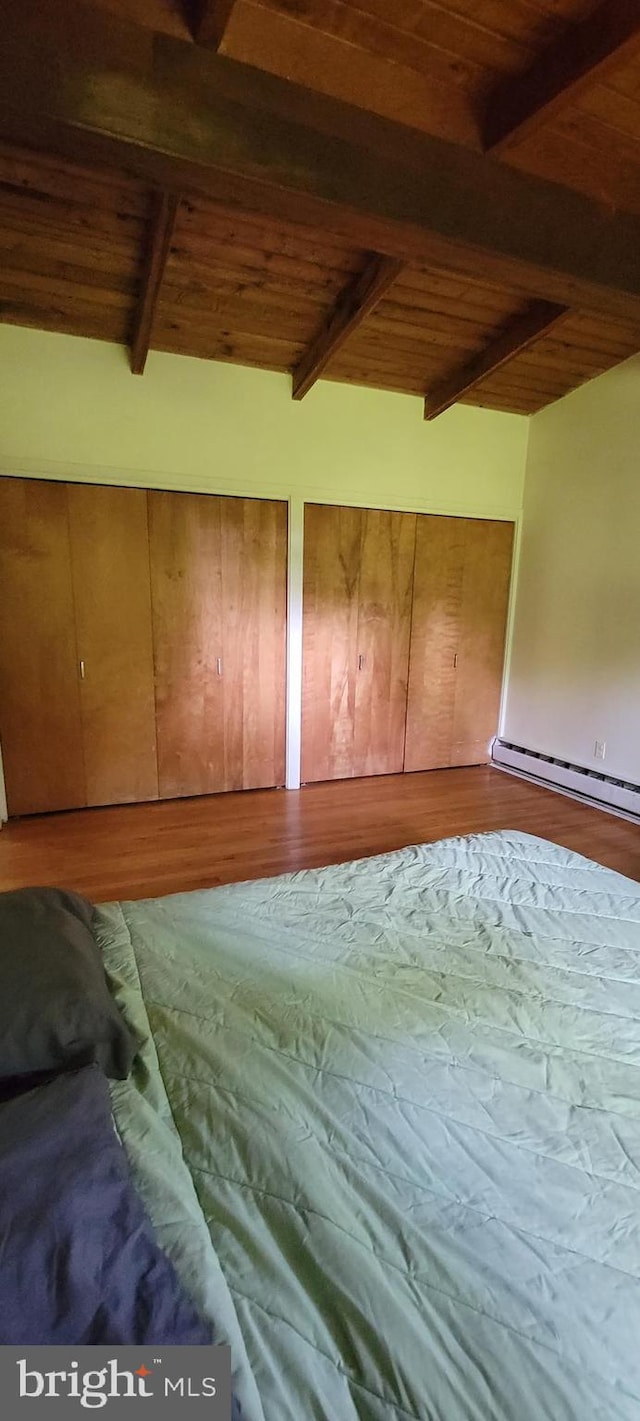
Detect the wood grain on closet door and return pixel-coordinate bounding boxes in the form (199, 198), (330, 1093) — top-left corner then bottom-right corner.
(220, 497), (287, 790)
(302, 504), (363, 783)
(68, 483), (158, 807)
(302, 504), (415, 782)
(451, 519), (514, 766)
(0, 477), (86, 815)
(404, 515), (467, 772)
(353, 508), (416, 776)
(405, 515), (514, 771)
(148, 489), (225, 798)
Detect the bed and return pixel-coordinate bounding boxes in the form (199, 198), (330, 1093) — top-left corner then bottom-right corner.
(89, 828), (640, 1421)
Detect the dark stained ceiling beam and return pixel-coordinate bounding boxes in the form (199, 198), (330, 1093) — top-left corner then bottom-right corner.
(190, 0), (241, 46)
(293, 254), (404, 400)
(130, 190), (180, 375)
(484, 0), (640, 152)
(3, 3), (640, 323)
(424, 301), (571, 420)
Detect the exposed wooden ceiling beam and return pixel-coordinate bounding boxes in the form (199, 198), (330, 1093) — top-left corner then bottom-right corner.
(3, 3), (640, 324)
(293, 255), (404, 400)
(484, 0), (640, 152)
(424, 301), (571, 420)
(190, 0), (241, 46)
(130, 191), (179, 375)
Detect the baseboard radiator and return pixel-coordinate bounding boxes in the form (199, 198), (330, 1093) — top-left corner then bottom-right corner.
(492, 739), (640, 820)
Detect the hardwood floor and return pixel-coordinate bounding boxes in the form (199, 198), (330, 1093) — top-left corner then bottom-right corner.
(0, 766), (638, 902)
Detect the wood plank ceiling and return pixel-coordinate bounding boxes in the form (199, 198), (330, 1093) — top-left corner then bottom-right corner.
(1, 0), (640, 416)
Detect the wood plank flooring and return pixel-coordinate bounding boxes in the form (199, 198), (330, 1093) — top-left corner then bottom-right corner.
(0, 766), (638, 902)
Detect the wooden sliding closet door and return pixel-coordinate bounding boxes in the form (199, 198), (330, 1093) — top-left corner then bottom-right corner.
(354, 507), (417, 775)
(149, 491), (225, 798)
(404, 517), (466, 773)
(404, 516), (513, 771)
(452, 519), (514, 766)
(67, 484), (158, 806)
(302, 504), (416, 782)
(219, 497), (287, 791)
(0, 477), (85, 815)
(302, 505), (362, 784)
(148, 491), (286, 798)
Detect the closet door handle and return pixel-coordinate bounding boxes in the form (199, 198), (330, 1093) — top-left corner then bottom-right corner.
(216, 657), (223, 677)
(79, 660), (85, 680)
(453, 653), (458, 669)
(358, 654), (365, 671)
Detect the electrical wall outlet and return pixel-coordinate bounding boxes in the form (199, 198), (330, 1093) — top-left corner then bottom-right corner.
(594, 740), (606, 761)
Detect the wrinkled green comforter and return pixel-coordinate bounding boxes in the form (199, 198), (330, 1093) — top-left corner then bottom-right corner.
(95, 830), (640, 1421)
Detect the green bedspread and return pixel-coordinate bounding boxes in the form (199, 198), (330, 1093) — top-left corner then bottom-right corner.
(95, 829), (640, 1421)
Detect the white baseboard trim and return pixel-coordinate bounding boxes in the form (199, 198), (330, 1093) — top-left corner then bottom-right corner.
(492, 760), (640, 827)
(492, 738), (640, 821)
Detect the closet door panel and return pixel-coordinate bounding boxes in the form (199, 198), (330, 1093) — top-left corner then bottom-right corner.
(0, 477), (85, 815)
(404, 516), (466, 772)
(68, 484), (158, 807)
(405, 516), (513, 771)
(353, 509), (416, 777)
(451, 519), (514, 766)
(302, 505), (363, 783)
(148, 490), (225, 798)
(302, 504), (415, 783)
(220, 498), (287, 790)
(149, 491), (287, 799)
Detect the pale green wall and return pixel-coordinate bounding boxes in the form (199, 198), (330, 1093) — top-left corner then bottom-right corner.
(503, 354), (640, 784)
(0, 323), (528, 806)
(0, 325), (527, 517)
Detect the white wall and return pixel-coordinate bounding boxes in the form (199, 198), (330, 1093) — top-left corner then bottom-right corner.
(503, 354), (640, 784)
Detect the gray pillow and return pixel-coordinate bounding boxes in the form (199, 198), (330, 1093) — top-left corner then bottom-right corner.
(0, 1065), (216, 1346)
(0, 887), (136, 1080)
